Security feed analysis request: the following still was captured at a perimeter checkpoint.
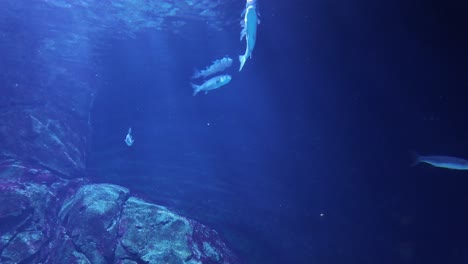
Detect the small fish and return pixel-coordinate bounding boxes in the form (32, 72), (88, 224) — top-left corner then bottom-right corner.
(413, 154), (468, 170)
(192, 57), (233, 79)
(239, 0), (259, 71)
(191, 75), (232, 96)
(124, 127), (135, 146)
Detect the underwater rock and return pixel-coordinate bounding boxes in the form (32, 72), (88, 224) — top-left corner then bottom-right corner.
(0, 160), (241, 264)
(0, 159), (85, 263)
(116, 197), (194, 263)
(116, 197), (241, 263)
(1, 231), (44, 263)
(58, 184), (130, 263)
(0, 100), (90, 178)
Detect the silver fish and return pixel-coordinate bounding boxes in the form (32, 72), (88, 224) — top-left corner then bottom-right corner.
(239, 0), (259, 71)
(191, 75), (232, 96)
(414, 154), (468, 170)
(192, 57), (233, 79)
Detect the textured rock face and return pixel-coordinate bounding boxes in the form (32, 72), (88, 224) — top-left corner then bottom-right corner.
(0, 21), (94, 179)
(57, 184), (129, 263)
(0, 88), (92, 178)
(117, 197), (194, 263)
(0, 160), (241, 264)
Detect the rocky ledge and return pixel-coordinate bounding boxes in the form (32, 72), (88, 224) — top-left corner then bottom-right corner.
(0, 159), (241, 264)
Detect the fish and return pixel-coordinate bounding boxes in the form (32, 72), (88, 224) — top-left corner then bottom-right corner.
(192, 57), (233, 79)
(191, 75), (232, 96)
(413, 154), (468, 170)
(239, 0), (259, 71)
(124, 127), (135, 146)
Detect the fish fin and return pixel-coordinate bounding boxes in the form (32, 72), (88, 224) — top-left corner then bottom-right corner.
(240, 28), (246, 41)
(241, 9), (246, 17)
(191, 83), (200, 96)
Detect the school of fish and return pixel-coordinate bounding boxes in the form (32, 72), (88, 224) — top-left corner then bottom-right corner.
(129, 0), (467, 174)
(190, 0), (259, 96)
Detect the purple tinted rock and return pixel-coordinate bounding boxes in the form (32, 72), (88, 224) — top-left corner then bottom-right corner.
(117, 260), (138, 264)
(44, 228), (92, 264)
(117, 197), (242, 264)
(0, 162), (242, 264)
(0, 161), (85, 263)
(189, 221), (243, 264)
(2, 230), (44, 263)
(0, 164), (56, 263)
(117, 197), (194, 263)
(58, 184), (129, 263)
(0, 185), (29, 220)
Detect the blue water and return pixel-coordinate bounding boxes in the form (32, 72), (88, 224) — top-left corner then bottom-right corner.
(2, 0), (468, 263)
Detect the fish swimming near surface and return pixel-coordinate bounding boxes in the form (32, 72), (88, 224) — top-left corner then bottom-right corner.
(191, 75), (232, 96)
(413, 153), (468, 170)
(239, 0), (259, 71)
(192, 57), (233, 79)
(125, 127), (135, 146)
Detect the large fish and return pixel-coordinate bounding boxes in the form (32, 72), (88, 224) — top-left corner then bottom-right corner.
(191, 75), (232, 96)
(239, 0), (259, 71)
(192, 57), (233, 79)
(413, 154), (468, 170)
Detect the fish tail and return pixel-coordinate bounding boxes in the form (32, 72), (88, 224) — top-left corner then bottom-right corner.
(239, 54), (247, 71)
(191, 83), (200, 96)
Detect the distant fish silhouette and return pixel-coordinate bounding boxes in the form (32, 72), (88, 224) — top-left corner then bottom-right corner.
(413, 153), (468, 170)
(124, 127), (135, 146)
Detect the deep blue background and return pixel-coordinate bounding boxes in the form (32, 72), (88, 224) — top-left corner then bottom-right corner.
(87, 0), (468, 263)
